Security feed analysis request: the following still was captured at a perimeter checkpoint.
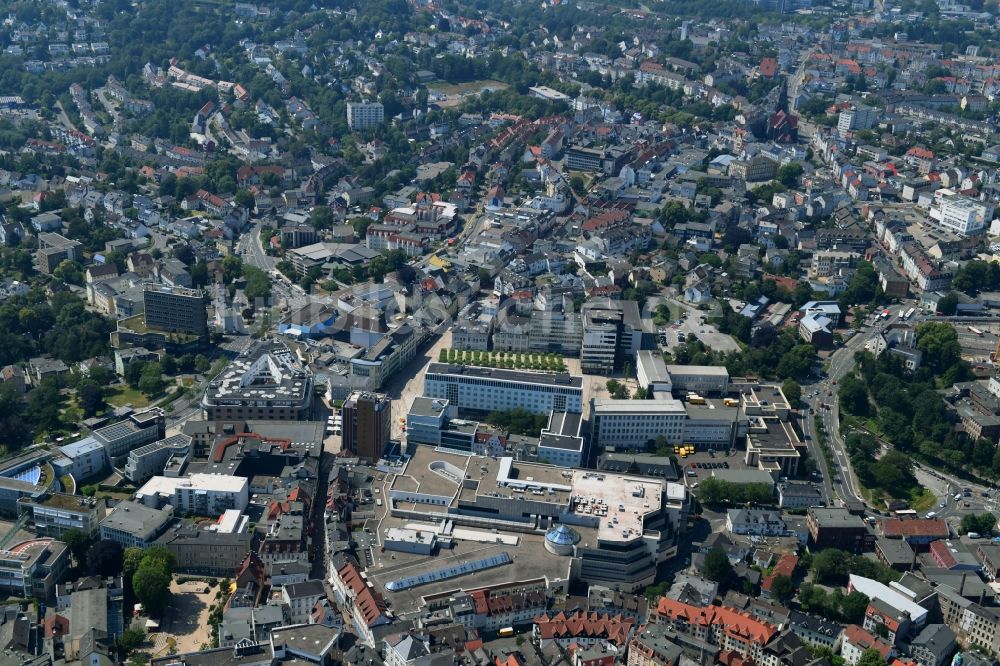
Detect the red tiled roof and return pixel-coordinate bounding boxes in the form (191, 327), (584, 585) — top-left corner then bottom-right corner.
(533, 611), (635, 646)
(844, 624), (891, 657)
(43, 614), (69, 638)
(656, 599), (777, 645)
(354, 587), (389, 626)
(882, 518), (949, 539)
(762, 553), (798, 592)
(906, 147), (935, 160)
(337, 561), (367, 596)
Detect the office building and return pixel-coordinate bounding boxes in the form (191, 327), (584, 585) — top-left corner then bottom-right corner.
(837, 105), (877, 137)
(347, 101), (385, 130)
(37, 233), (82, 274)
(56, 437), (108, 481)
(124, 434), (192, 484)
(423, 363), (583, 415)
(744, 417), (802, 476)
(143, 284), (207, 337)
(156, 523), (252, 576)
(580, 300), (644, 375)
(933, 196), (993, 236)
(592, 398), (687, 451)
(17, 492), (106, 538)
(636, 351), (672, 393)
(135, 474), (249, 516)
(90, 409), (166, 461)
(664, 365), (730, 394)
(728, 155), (778, 183)
(203, 341), (313, 421)
(538, 411), (585, 467)
(0, 539), (69, 601)
(99, 500), (174, 548)
(807, 508), (873, 553)
(342, 391), (391, 461)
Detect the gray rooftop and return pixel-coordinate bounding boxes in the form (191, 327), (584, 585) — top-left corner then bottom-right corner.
(100, 501), (172, 540)
(426, 363), (583, 389)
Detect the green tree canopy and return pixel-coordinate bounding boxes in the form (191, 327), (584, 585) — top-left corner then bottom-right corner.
(703, 546), (733, 585)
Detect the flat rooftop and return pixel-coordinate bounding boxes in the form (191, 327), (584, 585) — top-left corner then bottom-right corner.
(593, 398), (685, 414)
(426, 363), (583, 389)
(637, 350), (670, 382)
(747, 419), (800, 454)
(571, 469), (665, 542)
(205, 342), (312, 405)
(409, 396), (450, 419)
(545, 411), (582, 437)
(666, 364), (730, 377)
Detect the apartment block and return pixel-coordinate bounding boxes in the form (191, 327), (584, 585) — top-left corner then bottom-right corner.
(346, 101), (385, 130)
(37, 233), (82, 274)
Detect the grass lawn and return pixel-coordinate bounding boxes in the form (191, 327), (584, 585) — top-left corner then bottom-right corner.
(107, 386), (150, 408)
(909, 486), (937, 513)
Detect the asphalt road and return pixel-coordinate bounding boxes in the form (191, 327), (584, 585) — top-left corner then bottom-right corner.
(239, 221), (277, 272)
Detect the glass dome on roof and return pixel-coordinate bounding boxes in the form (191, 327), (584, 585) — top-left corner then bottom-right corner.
(545, 524), (580, 546)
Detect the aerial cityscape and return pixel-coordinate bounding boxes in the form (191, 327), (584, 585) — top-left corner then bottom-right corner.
(3, 0), (1000, 664)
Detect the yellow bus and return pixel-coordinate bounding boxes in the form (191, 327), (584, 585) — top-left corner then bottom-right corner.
(499, 627), (514, 637)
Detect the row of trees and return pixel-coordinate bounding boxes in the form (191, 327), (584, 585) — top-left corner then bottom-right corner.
(696, 478), (774, 507)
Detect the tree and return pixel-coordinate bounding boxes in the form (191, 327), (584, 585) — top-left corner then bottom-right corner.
(77, 380), (106, 417)
(86, 540), (124, 577)
(857, 648), (888, 666)
(781, 379), (801, 406)
(960, 512), (997, 535)
(841, 590), (871, 624)
(243, 266), (271, 302)
(703, 546), (733, 584)
(769, 575), (795, 605)
(812, 548), (853, 584)
(310, 206), (335, 230)
(777, 162), (804, 188)
(141, 546), (176, 574)
(123, 547), (144, 578)
(0, 384), (32, 451)
(195, 355), (211, 373)
(62, 528), (93, 564)
(138, 364), (165, 397)
(234, 189), (255, 210)
(117, 627), (146, 657)
(133, 558), (172, 615)
(172, 244), (195, 266)
(222, 255), (243, 284)
(839, 374), (870, 415)
(159, 355), (177, 376)
(916, 321), (962, 375)
(935, 291), (959, 316)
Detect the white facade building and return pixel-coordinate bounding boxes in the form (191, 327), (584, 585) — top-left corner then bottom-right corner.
(346, 101), (385, 130)
(135, 474), (249, 516)
(423, 363), (583, 414)
(664, 365), (730, 394)
(932, 196), (993, 235)
(592, 398), (686, 450)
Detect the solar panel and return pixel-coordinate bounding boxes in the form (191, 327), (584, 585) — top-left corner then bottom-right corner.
(386, 552), (512, 591)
